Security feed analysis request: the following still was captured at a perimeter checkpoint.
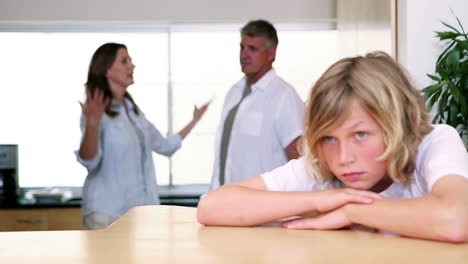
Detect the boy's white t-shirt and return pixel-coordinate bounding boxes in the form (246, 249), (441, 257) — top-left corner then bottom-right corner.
(261, 124), (468, 198)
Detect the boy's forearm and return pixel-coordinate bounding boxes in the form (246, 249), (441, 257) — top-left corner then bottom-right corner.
(197, 186), (317, 227)
(344, 196), (467, 243)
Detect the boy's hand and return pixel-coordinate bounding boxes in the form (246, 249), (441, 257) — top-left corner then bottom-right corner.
(282, 206), (351, 230)
(312, 188), (384, 213)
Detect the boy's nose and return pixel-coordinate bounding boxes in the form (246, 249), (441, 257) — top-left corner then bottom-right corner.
(338, 142), (355, 165)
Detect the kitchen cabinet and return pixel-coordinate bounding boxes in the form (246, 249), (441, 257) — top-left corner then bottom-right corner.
(0, 208), (83, 231)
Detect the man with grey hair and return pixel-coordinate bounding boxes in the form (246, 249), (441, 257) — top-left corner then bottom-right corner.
(210, 19), (305, 189)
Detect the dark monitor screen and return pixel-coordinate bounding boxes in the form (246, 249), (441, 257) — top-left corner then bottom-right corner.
(0, 145), (17, 170)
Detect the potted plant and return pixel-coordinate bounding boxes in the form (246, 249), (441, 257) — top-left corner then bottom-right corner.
(422, 15), (468, 146)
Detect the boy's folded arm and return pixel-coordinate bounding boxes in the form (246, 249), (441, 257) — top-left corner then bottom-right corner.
(197, 176), (380, 227)
(344, 175), (468, 243)
(197, 176), (316, 226)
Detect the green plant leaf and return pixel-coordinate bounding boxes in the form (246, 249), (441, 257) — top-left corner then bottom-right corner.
(436, 31), (460, 40)
(436, 41), (456, 65)
(454, 13), (468, 39)
(458, 90), (468, 117)
(442, 21), (461, 34)
(432, 113), (441, 124)
(459, 77), (468, 97)
(436, 62), (450, 79)
(460, 100), (468, 125)
(426, 74), (441, 81)
(423, 82), (444, 97)
(457, 40), (468, 50)
(449, 101), (459, 127)
(447, 48), (460, 72)
(428, 89), (443, 110)
(447, 79), (461, 104)
(460, 60), (468, 73)
(427, 14), (467, 145)
(438, 91), (450, 119)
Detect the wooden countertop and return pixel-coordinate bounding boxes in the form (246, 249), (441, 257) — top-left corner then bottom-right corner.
(1, 205), (467, 263)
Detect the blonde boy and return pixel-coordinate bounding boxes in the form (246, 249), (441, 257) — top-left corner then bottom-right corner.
(197, 51), (468, 243)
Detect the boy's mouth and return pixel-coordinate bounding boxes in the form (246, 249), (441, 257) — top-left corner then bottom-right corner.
(342, 172), (364, 181)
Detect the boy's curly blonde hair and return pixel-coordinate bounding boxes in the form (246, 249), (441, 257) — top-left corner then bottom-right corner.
(302, 51), (432, 184)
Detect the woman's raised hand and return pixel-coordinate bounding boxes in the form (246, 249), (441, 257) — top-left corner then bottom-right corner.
(192, 100), (210, 122)
(80, 88), (110, 127)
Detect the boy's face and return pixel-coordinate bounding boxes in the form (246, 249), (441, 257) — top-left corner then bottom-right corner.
(320, 102), (389, 191)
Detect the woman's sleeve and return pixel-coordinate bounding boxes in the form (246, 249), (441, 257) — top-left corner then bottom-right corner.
(146, 118), (182, 157)
(74, 115), (103, 171)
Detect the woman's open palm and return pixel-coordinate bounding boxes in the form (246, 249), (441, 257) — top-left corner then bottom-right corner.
(80, 88), (110, 126)
(193, 101), (210, 122)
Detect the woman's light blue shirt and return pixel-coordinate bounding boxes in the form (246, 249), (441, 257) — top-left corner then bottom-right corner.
(75, 98), (181, 218)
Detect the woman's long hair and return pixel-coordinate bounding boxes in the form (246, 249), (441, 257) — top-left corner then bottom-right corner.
(85, 42), (139, 117)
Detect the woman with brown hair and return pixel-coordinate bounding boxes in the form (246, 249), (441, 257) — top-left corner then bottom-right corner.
(76, 43), (209, 229)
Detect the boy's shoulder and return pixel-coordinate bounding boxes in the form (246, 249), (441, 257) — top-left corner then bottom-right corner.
(422, 124), (460, 144)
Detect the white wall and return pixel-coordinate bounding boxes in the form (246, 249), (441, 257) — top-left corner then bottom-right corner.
(0, 0), (335, 22)
(398, 0), (468, 90)
(337, 0), (393, 58)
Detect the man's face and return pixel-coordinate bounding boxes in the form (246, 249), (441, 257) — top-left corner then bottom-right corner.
(239, 35), (276, 83)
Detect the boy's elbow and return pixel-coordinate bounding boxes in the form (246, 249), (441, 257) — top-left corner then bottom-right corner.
(197, 208), (210, 226)
(443, 222), (468, 243)
(197, 198), (216, 226)
(440, 210), (468, 243)
(442, 227), (468, 243)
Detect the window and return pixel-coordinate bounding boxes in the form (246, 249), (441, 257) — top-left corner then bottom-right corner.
(0, 24), (338, 187)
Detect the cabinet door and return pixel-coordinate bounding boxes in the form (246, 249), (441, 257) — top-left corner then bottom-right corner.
(0, 209), (48, 231)
(47, 208), (83, 230)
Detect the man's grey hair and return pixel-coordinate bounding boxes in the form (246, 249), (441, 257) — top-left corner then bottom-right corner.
(241, 19), (278, 48)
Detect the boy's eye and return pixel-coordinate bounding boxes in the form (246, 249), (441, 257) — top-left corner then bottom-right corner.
(355, 131), (368, 139)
